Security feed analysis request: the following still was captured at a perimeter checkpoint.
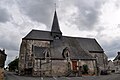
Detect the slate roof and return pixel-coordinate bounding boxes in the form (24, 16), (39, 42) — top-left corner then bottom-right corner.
(114, 52), (120, 61)
(66, 36), (103, 52)
(50, 37), (95, 60)
(23, 30), (53, 41)
(23, 30), (103, 52)
(23, 30), (103, 60)
(51, 10), (62, 33)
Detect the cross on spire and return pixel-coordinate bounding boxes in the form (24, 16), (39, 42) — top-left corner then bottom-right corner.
(54, 2), (56, 10)
(54, 1), (59, 11)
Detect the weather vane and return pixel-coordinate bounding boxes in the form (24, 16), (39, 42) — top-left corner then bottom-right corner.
(54, 1), (57, 11)
(54, 2), (56, 10)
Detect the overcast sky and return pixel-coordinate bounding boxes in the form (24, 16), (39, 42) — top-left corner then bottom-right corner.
(0, 0), (120, 66)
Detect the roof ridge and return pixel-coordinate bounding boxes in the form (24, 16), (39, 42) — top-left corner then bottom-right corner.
(32, 29), (51, 32)
(63, 36), (95, 40)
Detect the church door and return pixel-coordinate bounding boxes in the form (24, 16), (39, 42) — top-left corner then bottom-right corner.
(72, 60), (77, 71)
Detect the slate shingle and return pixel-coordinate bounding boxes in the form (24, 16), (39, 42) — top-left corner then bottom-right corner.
(23, 30), (53, 41)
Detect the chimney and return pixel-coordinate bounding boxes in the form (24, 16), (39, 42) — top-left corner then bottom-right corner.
(3, 49), (5, 53)
(118, 52), (120, 55)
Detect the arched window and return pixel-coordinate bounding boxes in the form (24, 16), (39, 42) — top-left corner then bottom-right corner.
(54, 35), (60, 39)
(62, 47), (70, 60)
(46, 52), (49, 57)
(44, 49), (50, 62)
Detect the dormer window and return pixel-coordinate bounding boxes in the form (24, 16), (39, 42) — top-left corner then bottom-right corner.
(62, 47), (70, 60)
(65, 52), (69, 58)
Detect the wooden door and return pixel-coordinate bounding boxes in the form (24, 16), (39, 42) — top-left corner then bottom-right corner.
(72, 61), (77, 71)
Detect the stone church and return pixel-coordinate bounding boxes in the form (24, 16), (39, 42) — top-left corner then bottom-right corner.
(19, 11), (108, 76)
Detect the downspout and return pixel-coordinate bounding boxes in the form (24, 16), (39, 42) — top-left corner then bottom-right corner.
(102, 52), (105, 70)
(95, 58), (99, 76)
(40, 59), (41, 76)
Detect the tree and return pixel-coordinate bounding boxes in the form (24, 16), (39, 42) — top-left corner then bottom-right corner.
(8, 58), (19, 71)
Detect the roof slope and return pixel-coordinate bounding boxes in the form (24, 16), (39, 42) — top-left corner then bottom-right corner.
(63, 36), (103, 52)
(114, 52), (120, 61)
(74, 37), (103, 52)
(23, 30), (53, 41)
(114, 55), (120, 61)
(50, 37), (94, 60)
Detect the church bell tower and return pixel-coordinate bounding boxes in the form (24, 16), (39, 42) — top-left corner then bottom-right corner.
(51, 10), (62, 39)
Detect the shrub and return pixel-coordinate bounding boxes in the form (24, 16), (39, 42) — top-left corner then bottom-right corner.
(82, 64), (89, 74)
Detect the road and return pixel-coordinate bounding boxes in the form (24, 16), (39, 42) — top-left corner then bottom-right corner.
(5, 71), (120, 80)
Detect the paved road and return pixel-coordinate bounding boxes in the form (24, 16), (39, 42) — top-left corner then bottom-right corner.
(5, 71), (120, 80)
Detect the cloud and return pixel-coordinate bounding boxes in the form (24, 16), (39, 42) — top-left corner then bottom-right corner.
(17, 0), (55, 29)
(15, 0), (106, 31)
(57, 0), (106, 31)
(74, 0), (106, 30)
(102, 38), (120, 59)
(0, 22), (20, 51)
(95, 25), (120, 59)
(0, 8), (10, 23)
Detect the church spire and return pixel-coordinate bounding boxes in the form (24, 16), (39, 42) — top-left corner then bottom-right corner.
(51, 10), (62, 39)
(51, 10), (62, 34)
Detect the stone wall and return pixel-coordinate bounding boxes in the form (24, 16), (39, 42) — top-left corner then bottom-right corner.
(80, 60), (96, 75)
(19, 39), (50, 75)
(33, 59), (52, 76)
(0, 50), (6, 68)
(0, 68), (4, 80)
(41, 60), (51, 76)
(26, 40), (50, 56)
(32, 59), (68, 77)
(33, 59), (96, 76)
(113, 60), (120, 72)
(90, 53), (108, 70)
(107, 60), (115, 73)
(19, 40), (27, 73)
(52, 60), (68, 76)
